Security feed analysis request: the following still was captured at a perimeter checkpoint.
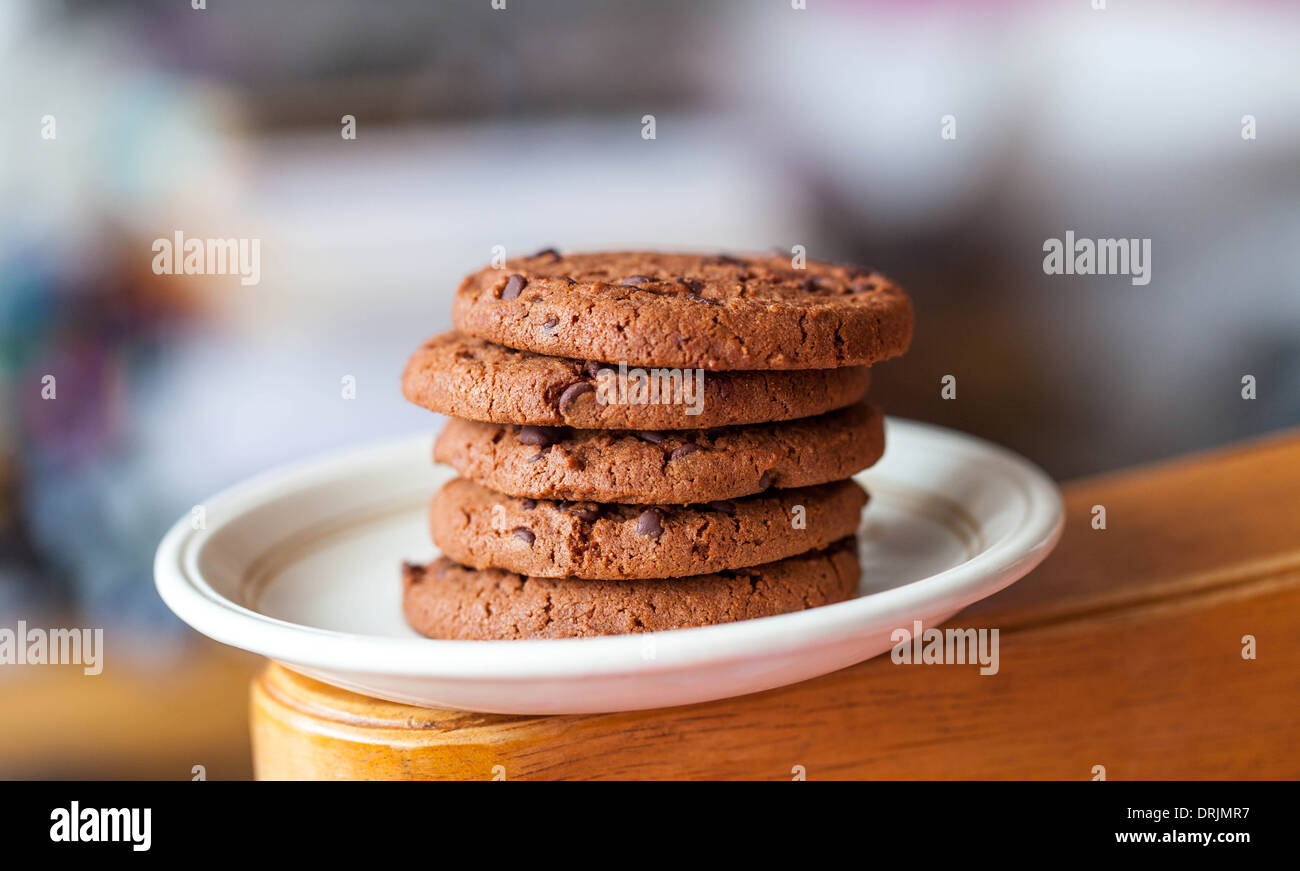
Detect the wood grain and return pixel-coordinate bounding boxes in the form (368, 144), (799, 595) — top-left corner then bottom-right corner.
(251, 429), (1300, 780)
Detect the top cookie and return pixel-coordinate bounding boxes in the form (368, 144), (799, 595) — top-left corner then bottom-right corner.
(451, 250), (914, 370)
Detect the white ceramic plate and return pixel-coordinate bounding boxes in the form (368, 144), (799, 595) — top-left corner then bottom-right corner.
(155, 419), (1062, 714)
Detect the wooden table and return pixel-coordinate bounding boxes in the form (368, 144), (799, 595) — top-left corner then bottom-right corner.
(251, 431), (1300, 779)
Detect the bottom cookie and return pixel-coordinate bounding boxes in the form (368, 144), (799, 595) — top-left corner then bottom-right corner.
(402, 538), (860, 640)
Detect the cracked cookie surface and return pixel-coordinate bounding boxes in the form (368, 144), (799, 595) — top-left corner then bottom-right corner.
(450, 250), (913, 370)
(429, 477), (867, 580)
(434, 402), (885, 504)
(402, 538), (860, 639)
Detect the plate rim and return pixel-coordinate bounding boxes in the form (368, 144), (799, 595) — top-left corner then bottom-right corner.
(155, 418), (1063, 679)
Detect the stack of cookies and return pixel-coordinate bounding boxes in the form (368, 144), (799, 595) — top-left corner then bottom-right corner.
(400, 251), (913, 640)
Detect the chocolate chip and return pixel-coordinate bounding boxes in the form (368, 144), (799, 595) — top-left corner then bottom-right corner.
(557, 381), (594, 412)
(512, 527), (535, 545)
(585, 361), (610, 379)
(542, 316), (559, 330)
(758, 470), (775, 490)
(636, 508), (664, 538)
(684, 276), (722, 304)
(518, 425), (563, 447)
(707, 500), (737, 515)
(527, 450), (548, 463)
(670, 443), (700, 460)
(568, 503), (601, 522)
(558, 275), (577, 285)
(501, 273), (527, 300)
(621, 274), (654, 286)
(635, 431), (667, 445)
(533, 247), (561, 261)
(520, 498), (537, 510)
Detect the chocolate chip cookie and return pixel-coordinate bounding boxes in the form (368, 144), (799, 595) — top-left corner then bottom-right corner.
(451, 250), (913, 370)
(434, 401), (885, 504)
(429, 476), (867, 580)
(402, 331), (872, 429)
(402, 538), (860, 640)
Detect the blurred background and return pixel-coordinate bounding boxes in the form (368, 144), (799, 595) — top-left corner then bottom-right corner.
(1, 0), (1297, 777)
